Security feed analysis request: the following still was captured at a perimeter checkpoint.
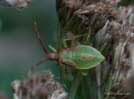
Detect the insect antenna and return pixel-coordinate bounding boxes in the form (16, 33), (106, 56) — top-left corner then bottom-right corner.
(28, 57), (50, 76)
(34, 22), (49, 54)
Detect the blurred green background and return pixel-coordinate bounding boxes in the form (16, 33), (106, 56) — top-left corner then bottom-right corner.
(0, 0), (133, 98)
(120, 0), (134, 6)
(0, 0), (59, 98)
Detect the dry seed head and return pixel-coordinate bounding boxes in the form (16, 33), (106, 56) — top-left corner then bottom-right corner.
(64, 0), (82, 9)
(105, 21), (121, 35)
(3, 0), (31, 8)
(106, 0), (121, 5)
(49, 90), (67, 99)
(11, 80), (21, 93)
(74, 2), (117, 33)
(11, 70), (67, 99)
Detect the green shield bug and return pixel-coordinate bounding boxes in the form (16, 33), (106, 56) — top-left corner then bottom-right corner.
(29, 22), (105, 73)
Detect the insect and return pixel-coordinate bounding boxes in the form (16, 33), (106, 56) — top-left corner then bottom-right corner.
(0, 0), (30, 8)
(29, 22), (105, 73)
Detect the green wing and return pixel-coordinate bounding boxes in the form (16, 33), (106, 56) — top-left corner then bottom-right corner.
(60, 45), (105, 69)
(74, 45), (105, 69)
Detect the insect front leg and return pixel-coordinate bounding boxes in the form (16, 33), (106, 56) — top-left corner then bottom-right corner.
(63, 35), (77, 47)
(63, 39), (68, 48)
(65, 34), (88, 46)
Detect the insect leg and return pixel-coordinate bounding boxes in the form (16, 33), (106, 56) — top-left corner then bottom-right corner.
(63, 39), (68, 48)
(57, 49), (62, 64)
(34, 22), (49, 54)
(64, 34), (88, 46)
(71, 37), (75, 46)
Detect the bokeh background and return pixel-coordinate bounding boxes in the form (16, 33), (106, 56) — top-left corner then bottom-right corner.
(0, 0), (134, 98)
(0, 0), (59, 98)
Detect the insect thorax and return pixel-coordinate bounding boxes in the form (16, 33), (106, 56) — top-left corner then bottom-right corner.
(49, 53), (58, 59)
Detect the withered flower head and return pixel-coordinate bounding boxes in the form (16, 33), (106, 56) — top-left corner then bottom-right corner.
(0, 0), (31, 8)
(74, 2), (117, 33)
(11, 70), (67, 99)
(106, 0), (121, 5)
